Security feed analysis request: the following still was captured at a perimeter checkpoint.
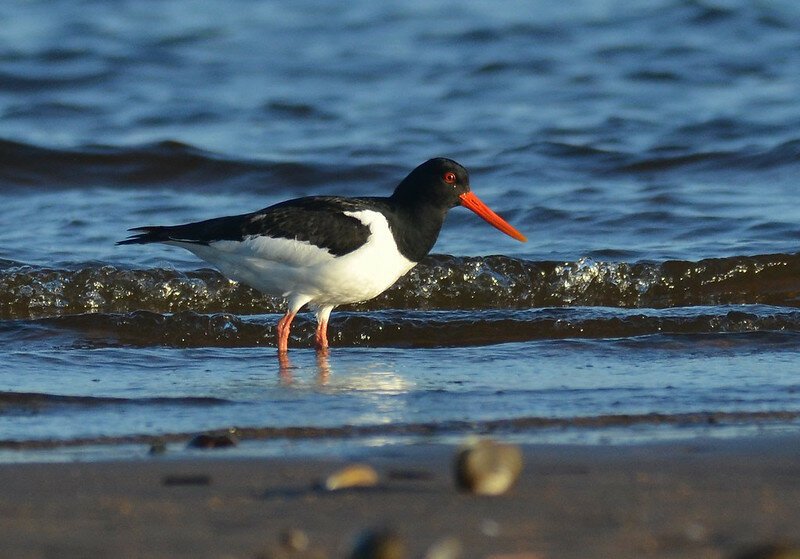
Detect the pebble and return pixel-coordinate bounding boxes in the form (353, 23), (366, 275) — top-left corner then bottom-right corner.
(349, 527), (405, 559)
(323, 463), (379, 491)
(454, 439), (523, 496)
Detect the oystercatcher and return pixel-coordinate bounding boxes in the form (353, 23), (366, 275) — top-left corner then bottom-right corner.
(118, 158), (526, 352)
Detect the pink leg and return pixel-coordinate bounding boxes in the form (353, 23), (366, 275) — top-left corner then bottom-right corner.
(314, 318), (329, 351)
(314, 305), (334, 353)
(276, 310), (297, 353)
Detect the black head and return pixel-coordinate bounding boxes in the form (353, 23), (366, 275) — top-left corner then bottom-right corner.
(390, 157), (527, 244)
(390, 158), (470, 210)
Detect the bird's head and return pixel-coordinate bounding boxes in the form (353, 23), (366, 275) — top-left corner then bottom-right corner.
(392, 158), (527, 242)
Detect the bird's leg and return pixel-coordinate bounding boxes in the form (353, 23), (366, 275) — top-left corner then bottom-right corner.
(314, 319), (329, 352)
(276, 310), (297, 353)
(314, 305), (334, 353)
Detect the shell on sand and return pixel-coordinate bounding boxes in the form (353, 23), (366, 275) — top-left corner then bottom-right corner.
(324, 463), (380, 491)
(454, 439), (523, 496)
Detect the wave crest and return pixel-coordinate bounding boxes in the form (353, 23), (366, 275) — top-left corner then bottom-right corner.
(2, 253), (799, 320)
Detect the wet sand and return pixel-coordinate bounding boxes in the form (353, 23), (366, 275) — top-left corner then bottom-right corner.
(1, 436), (799, 559)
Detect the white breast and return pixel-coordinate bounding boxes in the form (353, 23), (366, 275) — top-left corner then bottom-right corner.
(312, 209), (417, 305)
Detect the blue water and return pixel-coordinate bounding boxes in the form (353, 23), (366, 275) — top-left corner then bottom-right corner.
(1, 0), (800, 460)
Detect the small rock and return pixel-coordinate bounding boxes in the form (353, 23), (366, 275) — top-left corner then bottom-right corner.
(349, 527), (405, 559)
(454, 440), (523, 496)
(324, 463), (379, 491)
(187, 432), (238, 449)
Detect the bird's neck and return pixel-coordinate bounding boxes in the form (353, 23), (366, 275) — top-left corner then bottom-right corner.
(387, 198), (448, 262)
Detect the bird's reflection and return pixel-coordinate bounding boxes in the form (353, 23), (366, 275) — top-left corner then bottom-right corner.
(278, 350), (331, 385)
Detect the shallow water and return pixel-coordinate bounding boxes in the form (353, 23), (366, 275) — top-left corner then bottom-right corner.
(1, 0), (800, 461)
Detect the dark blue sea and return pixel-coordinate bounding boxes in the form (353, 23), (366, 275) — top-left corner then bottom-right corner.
(1, 0), (800, 461)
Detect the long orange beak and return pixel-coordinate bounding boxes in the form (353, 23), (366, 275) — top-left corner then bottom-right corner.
(459, 191), (527, 242)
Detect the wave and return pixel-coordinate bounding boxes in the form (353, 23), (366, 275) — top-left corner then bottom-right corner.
(499, 136), (800, 177)
(0, 138), (390, 191)
(0, 391), (228, 413)
(613, 139), (800, 174)
(2, 306), (799, 349)
(5, 134), (800, 194)
(0, 263), (279, 319)
(1, 253), (799, 321)
(2, 410), (798, 450)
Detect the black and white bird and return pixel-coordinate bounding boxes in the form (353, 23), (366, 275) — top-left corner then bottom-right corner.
(118, 158), (526, 352)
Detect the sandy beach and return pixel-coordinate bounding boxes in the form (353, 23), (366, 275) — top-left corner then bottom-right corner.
(0, 435), (798, 559)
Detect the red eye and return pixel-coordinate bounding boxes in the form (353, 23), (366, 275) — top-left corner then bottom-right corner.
(443, 172), (457, 184)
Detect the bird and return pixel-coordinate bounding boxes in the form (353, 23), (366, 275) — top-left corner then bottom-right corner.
(118, 158), (526, 352)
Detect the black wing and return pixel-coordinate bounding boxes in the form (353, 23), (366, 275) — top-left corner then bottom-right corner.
(118, 196), (385, 257)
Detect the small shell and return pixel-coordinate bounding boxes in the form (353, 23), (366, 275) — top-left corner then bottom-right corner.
(324, 463), (379, 491)
(454, 440), (523, 496)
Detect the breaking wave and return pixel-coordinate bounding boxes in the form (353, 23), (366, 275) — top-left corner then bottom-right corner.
(2, 253), (798, 321)
(1, 252), (799, 349)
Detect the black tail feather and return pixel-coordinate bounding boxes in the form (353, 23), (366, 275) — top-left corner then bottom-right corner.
(116, 227), (174, 245)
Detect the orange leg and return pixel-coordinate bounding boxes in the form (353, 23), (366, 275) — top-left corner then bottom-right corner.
(314, 305), (334, 353)
(314, 318), (329, 352)
(276, 310), (297, 353)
